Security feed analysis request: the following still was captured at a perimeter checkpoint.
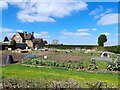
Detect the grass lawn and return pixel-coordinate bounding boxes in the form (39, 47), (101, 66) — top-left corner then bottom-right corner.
(2, 64), (119, 88)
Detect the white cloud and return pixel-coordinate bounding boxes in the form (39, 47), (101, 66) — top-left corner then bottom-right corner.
(0, 1), (8, 10)
(101, 32), (110, 36)
(92, 28), (97, 31)
(94, 13), (105, 19)
(89, 5), (113, 19)
(34, 31), (50, 38)
(16, 29), (24, 32)
(12, 1), (88, 22)
(17, 11), (56, 22)
(97, 13), (120, 25)
(105, 8), (113, 13)
(61, 29), (91, 37)
(77, 28), (89, 32)
(0, 27), (13, 33)
(94, 8), (112, 19)
(89, 5), (103, 15)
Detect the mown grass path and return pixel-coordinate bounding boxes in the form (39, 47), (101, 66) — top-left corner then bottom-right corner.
(2, 64), (119, 88)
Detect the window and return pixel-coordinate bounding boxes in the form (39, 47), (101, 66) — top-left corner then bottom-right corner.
(16, 39), (20, 43)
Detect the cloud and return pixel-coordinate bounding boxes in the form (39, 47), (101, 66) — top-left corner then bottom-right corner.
(94, 14), (105, 19)
(92, 28), (97, 31)
(0, 1), (8, 10)
(105, 8), (113, 13)
(77, 28), (89, 32)
(0, 27), (13, 33)
(16, 29), (24, 32)
(101, 32), (110, 36)
(61, 29), (91, 37)
(89, 5), (103, 15)
(89, 5), (113, 19)
(17, 11), (56, 22)
(97, 13), (120, 25)
(34, 31), (50, 38)
(11, 1), (88, 22)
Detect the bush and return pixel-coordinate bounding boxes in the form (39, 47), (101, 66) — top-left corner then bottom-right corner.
(88, 59), (98, 71)
(86, 81), (116, 89)
(107, 62), (120, 71)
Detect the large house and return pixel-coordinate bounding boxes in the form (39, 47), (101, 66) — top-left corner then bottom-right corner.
(12, 31), (47, 49)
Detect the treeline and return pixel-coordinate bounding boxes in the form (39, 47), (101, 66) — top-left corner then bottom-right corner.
(105, 45), (120, 54)
(45, 44), (98, 49)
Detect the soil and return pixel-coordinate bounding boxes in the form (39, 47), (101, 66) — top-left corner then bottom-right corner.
(50, 55), (84, 62)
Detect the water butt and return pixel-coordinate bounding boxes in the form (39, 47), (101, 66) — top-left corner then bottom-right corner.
(5, 55), (14, 64)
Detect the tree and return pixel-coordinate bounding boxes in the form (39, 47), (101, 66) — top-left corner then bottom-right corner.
(3, 36), (9, 42)
(52, 40), (59, 45)
(44, 41), (48, 44)
(98, 34), (107, 47)
(10, 40), (16, 47)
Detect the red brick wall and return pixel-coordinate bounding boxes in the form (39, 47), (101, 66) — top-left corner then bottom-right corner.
(12, 33), (23, 43)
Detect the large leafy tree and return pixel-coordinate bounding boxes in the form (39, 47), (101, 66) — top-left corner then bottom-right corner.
(3, 36), (9, 42)
(98, 34), (107, 47)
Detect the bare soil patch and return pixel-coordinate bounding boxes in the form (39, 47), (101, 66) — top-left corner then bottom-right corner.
(29, 51), (56, 56)
(50, 55), (84, 62)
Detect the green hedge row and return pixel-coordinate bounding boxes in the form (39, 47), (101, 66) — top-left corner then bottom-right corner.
(105, 45), (120, 54)
(45, 44), (98, 49)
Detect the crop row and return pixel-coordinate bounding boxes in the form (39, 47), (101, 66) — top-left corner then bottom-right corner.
(23, 59), (84, 70)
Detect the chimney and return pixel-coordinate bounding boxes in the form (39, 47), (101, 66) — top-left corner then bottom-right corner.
(23, 31), (27, 36)
(32, 32), (34, 36)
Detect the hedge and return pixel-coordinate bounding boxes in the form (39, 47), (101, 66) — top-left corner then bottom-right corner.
(105, 45), (120, 54)
(45, 44), (98, 49)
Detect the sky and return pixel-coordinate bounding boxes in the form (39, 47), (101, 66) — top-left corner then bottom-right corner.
(0, 0), (119, 45)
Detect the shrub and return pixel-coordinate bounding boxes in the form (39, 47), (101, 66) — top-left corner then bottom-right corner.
(107, 62), (120, 71)
(86, 81), (116, 89)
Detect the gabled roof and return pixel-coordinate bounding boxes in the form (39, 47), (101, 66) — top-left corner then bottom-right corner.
(33, 38), (43, 43)
(24, 33), (34, 40)
(18, 32), (24, 38)
(12, 32), (34, 40)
